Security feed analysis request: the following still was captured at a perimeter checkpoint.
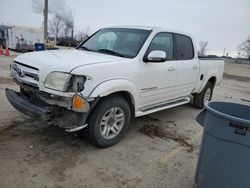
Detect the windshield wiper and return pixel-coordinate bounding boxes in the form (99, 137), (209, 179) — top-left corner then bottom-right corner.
(97, 49), (126, 58)
(79, 46), (92, 51)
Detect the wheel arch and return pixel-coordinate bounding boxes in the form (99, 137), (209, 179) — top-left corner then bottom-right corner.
(107, 91), (135, 118)
(207, 76), (216, 87)
(197, 72), (217, 93)
(88, 79), (138, 116)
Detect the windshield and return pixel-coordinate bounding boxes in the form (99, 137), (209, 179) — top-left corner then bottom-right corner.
(78, 28), (151, 58)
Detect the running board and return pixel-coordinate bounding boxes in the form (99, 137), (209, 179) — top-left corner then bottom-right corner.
(136, 97), (190, 117)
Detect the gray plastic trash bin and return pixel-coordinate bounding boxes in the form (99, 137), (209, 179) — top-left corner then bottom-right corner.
(195, 101), (250, 188)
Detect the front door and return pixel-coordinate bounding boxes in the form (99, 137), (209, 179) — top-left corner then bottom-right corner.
(139, 32), (177, 106)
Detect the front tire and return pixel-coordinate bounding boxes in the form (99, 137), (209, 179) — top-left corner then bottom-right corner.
(193, 82), (213, 109)
(86, 95), (131, 148)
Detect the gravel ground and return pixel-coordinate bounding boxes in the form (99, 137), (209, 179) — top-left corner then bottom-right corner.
(0, 54), (249, 188)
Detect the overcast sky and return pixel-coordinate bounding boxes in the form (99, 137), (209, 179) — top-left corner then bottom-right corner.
(1, 0), (250, 57)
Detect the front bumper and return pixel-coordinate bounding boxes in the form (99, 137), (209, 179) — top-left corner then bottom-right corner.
(5, 88), (90, 130)
(5, 89), (52, 120)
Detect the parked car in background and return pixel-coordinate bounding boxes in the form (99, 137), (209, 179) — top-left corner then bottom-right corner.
(5, 26), (224, 147)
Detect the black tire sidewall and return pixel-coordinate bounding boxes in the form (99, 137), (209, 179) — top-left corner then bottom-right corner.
(87, 96), (131, 147)
(193, 82), (213, 109)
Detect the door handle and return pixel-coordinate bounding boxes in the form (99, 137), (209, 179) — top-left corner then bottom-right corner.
(168, 67), (176, 72)
(193, 65), (199, 69)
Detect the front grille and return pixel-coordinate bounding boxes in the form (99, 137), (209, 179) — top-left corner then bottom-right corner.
(11, 61), (39, 87)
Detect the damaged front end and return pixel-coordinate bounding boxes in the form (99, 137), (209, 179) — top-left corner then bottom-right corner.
(6, 61), (95, 132)
(5, 83), (92, 132)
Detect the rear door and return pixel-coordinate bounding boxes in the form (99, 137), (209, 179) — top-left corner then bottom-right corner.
(174, 34), (199, 96)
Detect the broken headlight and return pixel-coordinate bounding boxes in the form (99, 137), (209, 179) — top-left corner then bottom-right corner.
(44, 72), (86, 92)
(44, 72), (71, 91)
(67, 75), (86, 92)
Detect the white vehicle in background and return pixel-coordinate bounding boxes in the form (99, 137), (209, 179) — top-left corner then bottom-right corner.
(5, 26), (224, 147)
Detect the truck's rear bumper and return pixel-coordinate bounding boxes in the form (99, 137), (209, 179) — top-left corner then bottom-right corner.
(5, 88), (51, 120)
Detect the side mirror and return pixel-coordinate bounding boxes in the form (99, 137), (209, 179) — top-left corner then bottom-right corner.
(145, 50), (167, 62)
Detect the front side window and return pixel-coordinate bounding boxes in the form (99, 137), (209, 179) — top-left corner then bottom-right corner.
(175, 34), (194, 60)
(78, 28), (151, 58)
(146, 33), (174, 60)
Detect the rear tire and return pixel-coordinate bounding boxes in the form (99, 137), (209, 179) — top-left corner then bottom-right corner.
(86, 95), (131, 148)
(193, 82), (213, 109)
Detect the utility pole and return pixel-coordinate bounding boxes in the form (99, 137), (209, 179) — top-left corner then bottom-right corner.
(43, 0), (48, 49)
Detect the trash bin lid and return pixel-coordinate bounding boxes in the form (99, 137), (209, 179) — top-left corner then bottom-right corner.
(205, 101), (250, 125)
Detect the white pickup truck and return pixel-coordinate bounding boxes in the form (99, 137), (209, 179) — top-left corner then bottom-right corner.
(6, 26), (224, 147)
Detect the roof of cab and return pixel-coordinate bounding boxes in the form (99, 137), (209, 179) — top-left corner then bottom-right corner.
(105, 25), (194, 39)
(106, 25), (155, 30)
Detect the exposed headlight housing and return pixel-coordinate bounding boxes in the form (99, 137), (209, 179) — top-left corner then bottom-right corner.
(44, 72), (86, 92)
(67, 75), (86, 92)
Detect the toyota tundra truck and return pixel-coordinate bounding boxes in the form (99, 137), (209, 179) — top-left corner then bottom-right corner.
(5, 26), (224, 147)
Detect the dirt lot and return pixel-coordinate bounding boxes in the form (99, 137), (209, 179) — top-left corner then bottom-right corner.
(0, 54), (249, 188)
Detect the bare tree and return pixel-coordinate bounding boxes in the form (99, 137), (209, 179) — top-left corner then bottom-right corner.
(223, 48), (227, 56)
(75, 26), (91, 43)
(198, 41), (208, 56)
(238, 36), (250, 59)
(84, 26), (91, 36)
(62, 20), (73, 47)
(64, 20), (74, 38)
(62, 10), (74, 38)
(61, 10), (75, 47)
(75, 31), (86, 41)
(49, 14), (63, 44)
(63, 21), (71, 37)
(32, 0), (75, 44)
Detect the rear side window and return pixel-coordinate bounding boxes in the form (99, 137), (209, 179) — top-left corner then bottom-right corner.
(175, 34), (194, 60)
